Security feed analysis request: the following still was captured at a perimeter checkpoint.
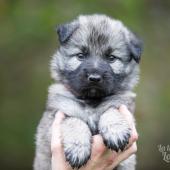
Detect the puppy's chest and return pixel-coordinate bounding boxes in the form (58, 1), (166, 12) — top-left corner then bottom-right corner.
(82, 102), (117, 135)
(81, 104), (112, 135)
(86, 112), (100, 135)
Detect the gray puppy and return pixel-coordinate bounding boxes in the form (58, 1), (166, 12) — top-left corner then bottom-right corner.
(34, 14), (142, 170)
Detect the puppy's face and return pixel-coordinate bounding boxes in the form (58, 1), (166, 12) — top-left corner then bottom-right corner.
(51, 15), (142, 100)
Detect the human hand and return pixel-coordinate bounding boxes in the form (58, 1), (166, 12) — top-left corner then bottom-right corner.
(51, 105), (138, 170)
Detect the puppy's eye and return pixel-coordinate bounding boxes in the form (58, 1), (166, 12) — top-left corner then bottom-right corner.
(106, 55), (117, 63)
(76, 53), (86, 61)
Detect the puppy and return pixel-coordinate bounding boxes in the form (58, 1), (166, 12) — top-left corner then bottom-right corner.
(34, 14), (142, 170)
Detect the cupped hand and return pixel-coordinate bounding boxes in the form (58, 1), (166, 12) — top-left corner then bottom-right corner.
(51, 105), (138, 170)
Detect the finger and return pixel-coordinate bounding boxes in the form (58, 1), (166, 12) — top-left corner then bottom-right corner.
(51, 111), (71, 170)
(52, 153), (71, 170)
(52, 111), (65, 128)
(84, 135), (117, 170)
(128, 130), (138, 147)
(119, 105), (138, 146)
(104, 150), (117, 167)
(110, 142), (137, 169)
(119, 105), (134, 126)
(81, 135), (106, 169)
(51, 111), (65, 154)
(91, 135), (107, 158)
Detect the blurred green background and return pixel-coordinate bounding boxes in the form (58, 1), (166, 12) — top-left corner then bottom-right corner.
(0, 0), (170, 169)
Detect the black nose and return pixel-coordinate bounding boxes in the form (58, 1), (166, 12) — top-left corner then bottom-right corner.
(88, 74), (102, 83)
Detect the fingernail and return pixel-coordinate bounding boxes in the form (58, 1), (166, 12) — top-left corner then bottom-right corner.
(56, 111), (65, 119)
(119, 105), (127, 111)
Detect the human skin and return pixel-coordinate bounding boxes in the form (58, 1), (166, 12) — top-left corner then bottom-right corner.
(51, 105), (138, 170)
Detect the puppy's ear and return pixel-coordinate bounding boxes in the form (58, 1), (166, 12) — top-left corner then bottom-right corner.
(126, 30), (143, 63)
(56, 21), (79, 44)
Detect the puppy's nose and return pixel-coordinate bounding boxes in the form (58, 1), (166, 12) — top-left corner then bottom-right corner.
(88, 74), (102, 83)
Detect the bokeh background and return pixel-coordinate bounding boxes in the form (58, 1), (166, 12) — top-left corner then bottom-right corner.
(0, 0), (170, 170)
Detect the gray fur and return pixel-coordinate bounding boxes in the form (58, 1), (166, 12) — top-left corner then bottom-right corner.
(34, 14), (142, 170)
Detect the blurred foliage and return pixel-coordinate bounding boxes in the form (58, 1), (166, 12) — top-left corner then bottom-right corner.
(0, 0), (170, 170)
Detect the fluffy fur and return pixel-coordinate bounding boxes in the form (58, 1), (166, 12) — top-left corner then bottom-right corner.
(34, 14), (142, 170)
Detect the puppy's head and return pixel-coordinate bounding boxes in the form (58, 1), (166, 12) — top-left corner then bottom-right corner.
(51, 14), (143, 99)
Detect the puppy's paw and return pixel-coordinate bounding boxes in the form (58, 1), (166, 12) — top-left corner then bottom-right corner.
(99, 109), (131, 152)
(61, 117), (92, 168)
(64, 142), (91, 168)
(101, 127), (131, 152)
